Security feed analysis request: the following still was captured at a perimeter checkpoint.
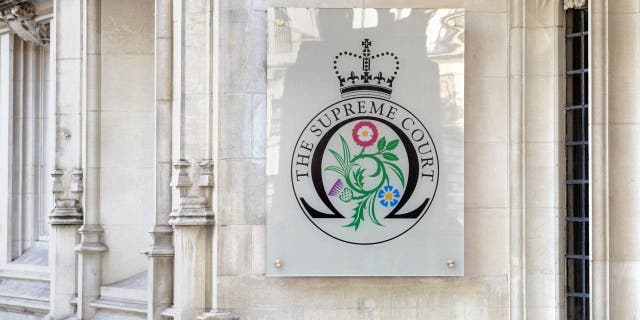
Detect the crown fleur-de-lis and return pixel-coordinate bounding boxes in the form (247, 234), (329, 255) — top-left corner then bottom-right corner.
(374, 72), (385, 84)
(332, 39), (400, 99)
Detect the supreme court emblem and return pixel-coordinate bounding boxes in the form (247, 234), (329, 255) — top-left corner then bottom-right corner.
(267, 8), (464, 276)
(291, 39), (439, 244)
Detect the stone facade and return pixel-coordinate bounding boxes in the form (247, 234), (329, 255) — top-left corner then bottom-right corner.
(0, 0), (636, 319)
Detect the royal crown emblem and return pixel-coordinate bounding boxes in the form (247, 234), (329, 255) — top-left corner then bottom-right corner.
(333, 39), (400, 99)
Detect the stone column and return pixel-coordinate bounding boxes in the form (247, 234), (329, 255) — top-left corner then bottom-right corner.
(513, 0), (564, 318)
(74, 0), (107, 318)
(23, 42), (37, 250)
(0, 32), (15, 266)
(46, 0), (84, 318)
(608, 2), (640, 318)
(169, 0), (216, 318)
(12, 35), (24, 258)
(589, 0), (609, 318)
(508, 0), (525, 318)
(145, 0), (174, 319)
(169, 195), (213, 320)
(169, 162), (214, 319)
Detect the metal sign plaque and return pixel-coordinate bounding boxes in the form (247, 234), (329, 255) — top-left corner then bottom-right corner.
(266, 8), (464, 276)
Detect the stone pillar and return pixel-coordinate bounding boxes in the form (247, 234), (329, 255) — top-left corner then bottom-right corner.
(608, 2), (640, 318)
(510, 0), (564, 318)
(169, 0), (235, 318)
(74, 1), (107, 318)
(589, 0), (609, 318)
(169, 0), (214, 318)
(145, 0), (175, 319)
(170, 169), (214, 320)
(508, 0), (525, 318)
(23, 42), (37, 250)
(46, 0), (84, 318)
(0, 32), (15, 266)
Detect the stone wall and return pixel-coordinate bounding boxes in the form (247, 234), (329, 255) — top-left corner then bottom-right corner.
(216, 0), (512, 318)
(8, 0), (640, 318)
(99, 0), (155, 285)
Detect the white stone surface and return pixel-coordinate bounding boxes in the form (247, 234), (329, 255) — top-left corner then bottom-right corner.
(98, 0), (155, 286)
(0, 0), (636, 318)
(217, 0), (508, 317)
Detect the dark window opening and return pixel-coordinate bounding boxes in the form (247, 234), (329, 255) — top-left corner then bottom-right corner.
(565, 8), (589, 320)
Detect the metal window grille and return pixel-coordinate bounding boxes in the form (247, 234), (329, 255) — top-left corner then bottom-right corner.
(565, 8), (589, 320)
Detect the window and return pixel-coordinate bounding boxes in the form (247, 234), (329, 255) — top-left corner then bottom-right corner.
(0, 33), (51, 267)
(565, 8), (589, 320)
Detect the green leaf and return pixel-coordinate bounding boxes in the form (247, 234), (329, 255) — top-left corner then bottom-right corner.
(340, 135), (351, 167)
(386, 139), (399, 151)
(382, 152), (399, 161)
(328, 149), (345, 168)
(343, 200), (366, 230)
(368, 195), (383, 226)
(353, 168), (365, 189)
(384, 161), (405, 187)
(324, 166), (344, 176)
(377, 137), (387, 151)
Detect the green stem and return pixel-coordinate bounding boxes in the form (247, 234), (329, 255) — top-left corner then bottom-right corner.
(349, 153), (388, 194)
(343, 168), (367, 195)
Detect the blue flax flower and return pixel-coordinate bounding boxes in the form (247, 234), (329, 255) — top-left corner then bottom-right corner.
(378, 185), (400, 207)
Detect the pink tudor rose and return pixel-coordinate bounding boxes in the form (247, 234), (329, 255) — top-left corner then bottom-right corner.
(352, 121), (379, 147)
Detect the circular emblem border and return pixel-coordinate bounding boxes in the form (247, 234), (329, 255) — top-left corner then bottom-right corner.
(290, 97), (440, 245)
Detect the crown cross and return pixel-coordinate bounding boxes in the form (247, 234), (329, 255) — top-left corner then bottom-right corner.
(362, 38), (371, 73)
(332, 38), (399, 98)
(361, 72), (372, 83)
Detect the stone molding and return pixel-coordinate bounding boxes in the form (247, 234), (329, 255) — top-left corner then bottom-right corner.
(0, 1), (49, 45)
(198, 160), (215, 187)
(144, 225), (175, 257)
(69, 169), (84, 193)
(564, 0), (586, 10)
(169, 195), (214, 226)
(589, 1), (609, 318)
(49, 169), (84, 225)
(198, 310), (240, 320)
(74, 225), (108, 253)
(171, 159), (192, 191)
(170, 159), (215, 226)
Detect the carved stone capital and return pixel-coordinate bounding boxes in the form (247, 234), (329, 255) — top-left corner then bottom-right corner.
(70, 169), (84, 193)
(144, 225), (174, 256)
(171, 159), (192, 197)
(169, 195), (214, 226)
(564, 0), (586, 10)
(50, 199), (83, 225)
(51, 169), (65, 193)
(0, 1), (50, 46)
(198, 159), (215, 187)
(74, 225), (108, 253)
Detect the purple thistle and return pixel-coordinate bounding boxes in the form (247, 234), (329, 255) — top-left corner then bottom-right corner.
(328, 179), (343, 196)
